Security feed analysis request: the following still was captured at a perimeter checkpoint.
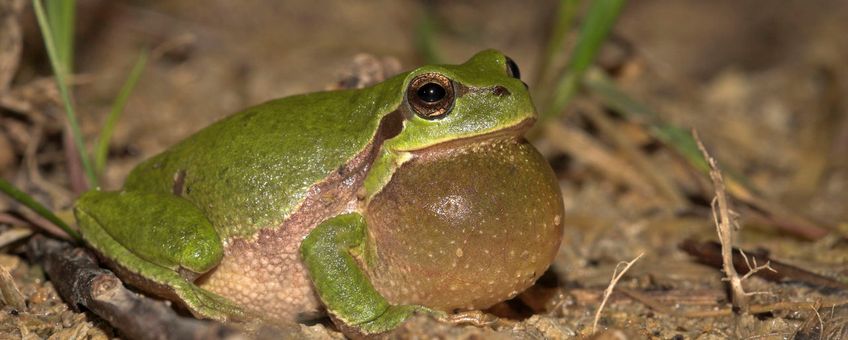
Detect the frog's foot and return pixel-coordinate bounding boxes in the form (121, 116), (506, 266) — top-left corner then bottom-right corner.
(171, 280), (247, 322)
(334, 304), (442, 336)
(303, 214), (448, 336)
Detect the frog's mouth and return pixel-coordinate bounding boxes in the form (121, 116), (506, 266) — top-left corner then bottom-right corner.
(404, 116), (536, 154)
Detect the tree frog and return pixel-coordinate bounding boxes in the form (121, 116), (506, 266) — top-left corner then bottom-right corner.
(73, 50), (564, 335)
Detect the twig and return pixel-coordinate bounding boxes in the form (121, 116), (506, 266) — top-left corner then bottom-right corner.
(679, 239), (848, 291)
(693, 129), (750, 312)
(620, 287), (848, 319)
(737, 249), (776, 283)
(25, 235), (244, 340)
(592, 252), (644, 334)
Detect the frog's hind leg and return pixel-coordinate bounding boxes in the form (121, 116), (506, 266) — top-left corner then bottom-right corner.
(74, 190), (245, 321)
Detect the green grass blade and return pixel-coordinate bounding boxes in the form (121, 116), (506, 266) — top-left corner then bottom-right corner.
(45, 0), (75, 72)
(584, 68), (755, 180)
(0, 178), (81, 241)
(542, 0), (626, 120)
(568, 0), (625, 75)
(95, 51), (148, 176)
(414, 5), (443, 64)
(33, 0), (96, 187)
(533, 0), (581, 88)
(583, 69), (655, 117)
(585, 71), (834, 238)
(583, 68), (707, 170)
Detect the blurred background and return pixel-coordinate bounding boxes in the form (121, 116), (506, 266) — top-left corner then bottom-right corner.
(1, 0), (847, 338)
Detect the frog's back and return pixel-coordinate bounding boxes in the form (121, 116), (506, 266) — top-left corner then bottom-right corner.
(124, 81), (402, 239)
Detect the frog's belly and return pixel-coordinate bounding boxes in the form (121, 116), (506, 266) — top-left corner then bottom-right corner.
(197, 226), (322, 323)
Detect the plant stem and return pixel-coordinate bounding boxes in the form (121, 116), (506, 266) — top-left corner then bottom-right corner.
(33, 0), (95, 187)
(95, 51), (148, 175)
(0, 179), (81, 241)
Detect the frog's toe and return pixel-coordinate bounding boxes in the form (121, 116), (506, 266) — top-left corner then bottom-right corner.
(443, 310), (500, 327)
(352, 305), (437, 335)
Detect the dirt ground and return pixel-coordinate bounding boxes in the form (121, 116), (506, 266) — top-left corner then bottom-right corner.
(1, 0), (848, 338)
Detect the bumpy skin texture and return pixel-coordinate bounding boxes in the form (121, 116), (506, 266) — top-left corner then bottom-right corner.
(365, 139), (564, 311)
(123, 87), (399, 240)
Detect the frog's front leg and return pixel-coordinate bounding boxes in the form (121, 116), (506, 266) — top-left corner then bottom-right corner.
(301, 213), (439, 335)
(73, 190), (244, 321)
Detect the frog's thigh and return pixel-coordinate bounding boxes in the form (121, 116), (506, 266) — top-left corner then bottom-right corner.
(74, 191), (242, 321)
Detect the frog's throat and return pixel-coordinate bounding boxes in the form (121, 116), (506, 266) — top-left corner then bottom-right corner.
(361, 116), (534, 202)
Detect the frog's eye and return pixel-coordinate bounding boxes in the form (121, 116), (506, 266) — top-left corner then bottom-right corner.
(505, 56), (521, 80)
(408, 73), (455, 120)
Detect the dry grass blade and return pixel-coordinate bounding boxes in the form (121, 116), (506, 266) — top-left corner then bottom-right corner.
(545, 122), (659, 197)
(578, 101), (688, 211)
(0, 227), (32, 248)
(586, 69), (833, 240)
(0, 264), (25, 311)
(0, 0), (24, 91)
(592, 252), (645, 334)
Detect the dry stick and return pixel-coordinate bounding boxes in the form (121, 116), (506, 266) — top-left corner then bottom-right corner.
(678, 239), (847, 290)
(26, 235), (244, 340)
(621, 287), (848, 319)
(592, 252), (645, 334)
(693, 129), (751, 312)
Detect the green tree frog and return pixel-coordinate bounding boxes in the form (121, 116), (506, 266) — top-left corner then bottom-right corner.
(73, 50), (564, 335)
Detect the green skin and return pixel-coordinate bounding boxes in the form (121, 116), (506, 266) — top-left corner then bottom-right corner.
(74, 50), (564, 335)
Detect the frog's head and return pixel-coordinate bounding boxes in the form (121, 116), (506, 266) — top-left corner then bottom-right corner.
(385, 49), (535, 152)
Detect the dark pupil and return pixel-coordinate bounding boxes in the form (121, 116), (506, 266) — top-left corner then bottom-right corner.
(417, 83), (446, 103)
(506, 57), (521, 79)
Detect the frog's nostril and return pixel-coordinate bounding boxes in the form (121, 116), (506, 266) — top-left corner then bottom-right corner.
(492, 86), (511, 97)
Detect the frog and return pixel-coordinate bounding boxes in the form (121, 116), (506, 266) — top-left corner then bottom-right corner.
(73, 49), (564, 336)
